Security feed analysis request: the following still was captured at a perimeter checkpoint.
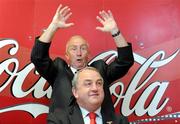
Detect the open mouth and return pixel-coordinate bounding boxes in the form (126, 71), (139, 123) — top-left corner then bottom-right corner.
(77, 59), (82, 62)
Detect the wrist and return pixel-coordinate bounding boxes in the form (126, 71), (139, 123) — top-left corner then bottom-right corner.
(111, 27), (120, 37)
(48, 23), (59, 32)
(111, 30), (120, 37)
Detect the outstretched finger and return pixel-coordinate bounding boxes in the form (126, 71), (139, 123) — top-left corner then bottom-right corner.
(56, 4), (63, 13)
(61, 8), (71, 17)
(108, 10), (114, 19)
(99, 10), (108, 20)
(59, 6), (69, 15)
(96, 16), (104, 25)
(64, 12), (73, 21)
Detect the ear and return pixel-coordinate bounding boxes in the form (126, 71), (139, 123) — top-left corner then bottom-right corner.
(72, 87), (78, 98)
(65, 53), (70, 60)
(87, 50), (90, 59)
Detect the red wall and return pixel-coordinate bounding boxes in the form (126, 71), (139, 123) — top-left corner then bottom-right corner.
(0, 0), (180, 124)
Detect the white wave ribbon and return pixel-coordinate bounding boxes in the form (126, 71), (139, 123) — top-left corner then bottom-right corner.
(133, 49), (180, 68)
(0, 103), (49, 118)
(89, 49), (180, 68)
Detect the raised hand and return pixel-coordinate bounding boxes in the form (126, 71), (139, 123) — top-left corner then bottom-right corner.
(96, 10), (119, 34)
(39, 4), (74, 42)
(96, 10), (128, 47)
(51, 4), (74, 29)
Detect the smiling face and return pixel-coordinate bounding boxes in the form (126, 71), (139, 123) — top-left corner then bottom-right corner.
(65, 35), (89, 70)
(72, 67), (104, 112)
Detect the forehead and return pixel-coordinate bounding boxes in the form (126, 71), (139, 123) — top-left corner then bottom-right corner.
(78, 70), (101, 81)
(67, 36), (88, 47)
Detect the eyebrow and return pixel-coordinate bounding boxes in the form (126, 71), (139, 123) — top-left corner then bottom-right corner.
(69, 44), (88, 47)
(83, 79), (103, 83)
(97, 79), (104, 83)
(83, 79), (92, 82)
(81, 44), (88, 47)
(68, 45), (77, 48)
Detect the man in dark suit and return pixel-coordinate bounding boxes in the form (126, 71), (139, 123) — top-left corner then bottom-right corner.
(31, 4), (134, 122)
(47, 67), (129, 124)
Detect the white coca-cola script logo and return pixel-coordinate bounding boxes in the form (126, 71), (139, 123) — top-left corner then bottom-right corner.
(0, 39), (179, 119)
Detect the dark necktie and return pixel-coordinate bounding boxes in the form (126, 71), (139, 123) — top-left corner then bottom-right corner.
(89, 112), (96, 124)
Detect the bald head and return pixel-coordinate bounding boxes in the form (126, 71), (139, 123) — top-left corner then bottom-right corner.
(66, 35), (89, 54)
(65, 35), (90, 69)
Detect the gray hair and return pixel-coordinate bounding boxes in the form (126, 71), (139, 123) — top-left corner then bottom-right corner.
(72, 67), (103, 88)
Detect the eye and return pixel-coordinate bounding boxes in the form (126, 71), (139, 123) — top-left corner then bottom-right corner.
(69, 47), (77, 51)
(96, 80), (103, 86)
(81, 46), (88, 51)
(72, 47), (77, 50)
(84, 81), (92, 87)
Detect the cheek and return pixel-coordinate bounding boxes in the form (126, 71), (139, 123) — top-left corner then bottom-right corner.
(82, 50), (88, 55)
(100, 89), (104, 96)
(67, 54), (76, 61)
(66, 52), (73, 59)
(83, 53), (89, 59)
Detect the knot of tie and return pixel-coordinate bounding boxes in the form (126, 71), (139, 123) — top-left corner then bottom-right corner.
(89, 112), (96, 124)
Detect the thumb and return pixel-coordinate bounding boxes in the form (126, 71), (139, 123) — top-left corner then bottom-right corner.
(65, 23), (74, 28)
(96, 27), (104, 32)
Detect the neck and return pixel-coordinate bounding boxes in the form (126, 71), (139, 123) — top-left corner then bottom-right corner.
(73, 64), (87, 70)
(78, 102), (100, 112)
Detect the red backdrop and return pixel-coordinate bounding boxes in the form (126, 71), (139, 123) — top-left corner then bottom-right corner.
(0, 0), (180, 124)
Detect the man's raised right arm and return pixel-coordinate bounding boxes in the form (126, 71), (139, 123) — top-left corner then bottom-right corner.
(31, 4), (74, 84)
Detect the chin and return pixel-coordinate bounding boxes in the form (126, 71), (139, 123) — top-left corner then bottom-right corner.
(77, 65), (86, 69)
(91, 100), (101, 105)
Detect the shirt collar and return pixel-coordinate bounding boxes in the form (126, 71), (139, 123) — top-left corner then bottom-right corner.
(79, 106), (102, 119)
(70, 66), (78, 74)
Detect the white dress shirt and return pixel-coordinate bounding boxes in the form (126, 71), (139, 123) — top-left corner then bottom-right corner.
(79, 106), (103, 124)
(70, 66), (78, 74)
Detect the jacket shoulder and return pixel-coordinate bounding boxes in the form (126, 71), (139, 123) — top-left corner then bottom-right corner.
(47, 108), (69, 124)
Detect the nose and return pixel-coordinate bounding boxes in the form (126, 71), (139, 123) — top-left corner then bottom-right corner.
(76, 48), (82, 56)
(91, 83), (98, 91)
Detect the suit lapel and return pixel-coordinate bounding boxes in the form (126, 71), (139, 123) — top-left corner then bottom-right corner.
(101, 109), (116, 124)
(66, 66), (74, 80)
(68, 103), (84, 124)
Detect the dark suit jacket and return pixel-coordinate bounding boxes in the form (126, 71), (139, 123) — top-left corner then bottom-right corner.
(31, 38), (134, 117)
(47, 102), (129, 124)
